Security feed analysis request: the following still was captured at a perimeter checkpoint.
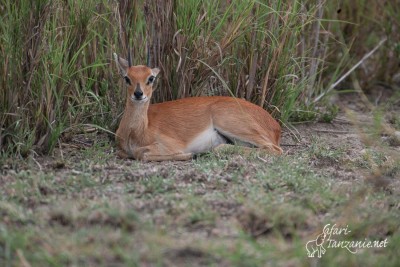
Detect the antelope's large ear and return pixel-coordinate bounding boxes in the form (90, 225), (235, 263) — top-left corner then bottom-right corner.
(151, 68), (160, 77)
(113, 53), (129, 77)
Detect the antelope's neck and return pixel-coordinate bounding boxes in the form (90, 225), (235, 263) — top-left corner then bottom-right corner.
(121, 101), (149, 141)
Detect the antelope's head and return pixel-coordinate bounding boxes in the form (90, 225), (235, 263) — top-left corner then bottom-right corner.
(113, 53), (160, 104)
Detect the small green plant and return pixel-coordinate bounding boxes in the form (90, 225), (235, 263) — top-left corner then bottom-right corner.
(141, 175), (173, 195)
(320, 105), (339, 123)
(289, 108), (319, 123)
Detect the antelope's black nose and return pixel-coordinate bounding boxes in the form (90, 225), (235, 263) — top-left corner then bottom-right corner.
(134, 83), (143, 99)
(134, 90), (143, 98)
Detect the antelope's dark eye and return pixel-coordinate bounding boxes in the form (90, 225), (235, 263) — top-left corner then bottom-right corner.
(124, 76), (131, 85)
(147, 75), (155, 84)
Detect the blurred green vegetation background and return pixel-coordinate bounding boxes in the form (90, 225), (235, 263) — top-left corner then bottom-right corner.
(1, 0), (399, 156)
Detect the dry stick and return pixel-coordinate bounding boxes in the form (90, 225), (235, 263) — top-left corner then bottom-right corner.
(333, 117), (352, 124)
(307, 0), (324, 100)
(246, 17), (258, 100)
(58, 140), (64, 162)
(115, 4), (123, 51)
(16, 249), (32, 267)
(315, 129), (351, 134)
(280, 143), (303, 146)
(260, 64), (271, 107)
(257, 156), (269, 163)
(281, 119), (302, 143)
(313, 37), (387, 103)
(31, 154), (43, 171)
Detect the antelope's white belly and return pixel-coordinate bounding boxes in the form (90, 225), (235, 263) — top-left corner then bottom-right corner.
(185, 126), (227, 154)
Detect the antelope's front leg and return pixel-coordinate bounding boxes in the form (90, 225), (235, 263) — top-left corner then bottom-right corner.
(132, 146), (150, 160)
(133, 145), (192, 162)
(142, 153), (192, 161)
(117, 150), (132, 159)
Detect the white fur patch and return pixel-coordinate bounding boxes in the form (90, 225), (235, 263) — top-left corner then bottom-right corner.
(185, 126), (227, 154)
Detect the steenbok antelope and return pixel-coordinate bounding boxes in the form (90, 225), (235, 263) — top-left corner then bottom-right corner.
(113, 53), (283, 161)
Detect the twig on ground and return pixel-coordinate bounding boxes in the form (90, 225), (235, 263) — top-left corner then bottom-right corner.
(280, 120), (301, 143)
(16, 249), (32, 267)
(333, 117), (353, 124)
(280, 143), (303, 146)
(257, 156), (269, 163)
(31, 153), (43, 171)
(315, 129), (352, 134)
(58, 140), (64, 161)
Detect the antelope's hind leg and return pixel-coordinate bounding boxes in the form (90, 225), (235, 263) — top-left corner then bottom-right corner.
(215, 128), (283, 155)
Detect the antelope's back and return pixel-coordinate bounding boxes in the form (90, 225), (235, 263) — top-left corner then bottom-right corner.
(148, 96), (281, 145)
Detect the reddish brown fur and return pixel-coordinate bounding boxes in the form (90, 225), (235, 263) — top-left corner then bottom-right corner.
(114, 56), (282, 161)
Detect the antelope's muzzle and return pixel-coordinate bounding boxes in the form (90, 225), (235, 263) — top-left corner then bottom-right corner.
(134, 83), (144, 100)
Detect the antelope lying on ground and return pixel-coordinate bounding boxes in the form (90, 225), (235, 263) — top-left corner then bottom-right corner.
(113, 53), (283, 161)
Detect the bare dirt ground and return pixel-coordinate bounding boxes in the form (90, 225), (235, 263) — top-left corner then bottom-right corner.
(1, 93), (399, 266)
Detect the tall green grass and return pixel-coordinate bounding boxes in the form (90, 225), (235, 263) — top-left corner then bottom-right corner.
(144, 0), (325, 119)
(0, 0), (398, 156)
(0, 0), (129, 155)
